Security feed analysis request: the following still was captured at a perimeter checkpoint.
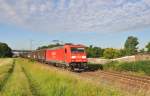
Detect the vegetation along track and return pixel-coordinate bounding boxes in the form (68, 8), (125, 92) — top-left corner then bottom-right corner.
(80, 70), (150, 91)
(33, 59), (150, 91)
(0, 60), (15, 91)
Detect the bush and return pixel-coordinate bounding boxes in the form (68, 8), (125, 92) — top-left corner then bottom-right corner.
(103, 61), (150, 76)
(87, 63), (103, 71)
(103, 48), (121, 59)
(86, 45), (104, 58)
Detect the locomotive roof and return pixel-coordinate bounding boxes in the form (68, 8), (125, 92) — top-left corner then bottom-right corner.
(35, 46), (64, 51)
(48, 46), (64, 50)
(48, 44), (85, 49)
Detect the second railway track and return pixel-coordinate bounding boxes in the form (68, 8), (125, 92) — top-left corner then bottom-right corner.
(80, 70), (150, 91)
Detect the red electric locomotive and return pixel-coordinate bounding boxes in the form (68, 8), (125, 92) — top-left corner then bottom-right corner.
(29, 44), (88, 71)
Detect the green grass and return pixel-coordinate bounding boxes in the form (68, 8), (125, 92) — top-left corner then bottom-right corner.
(0, 59), (32, 96)
(20, 59), (123, 96)
(0, 58), (134, 96)
(0, 58), (14, 91)
(103, 61), (150, 76)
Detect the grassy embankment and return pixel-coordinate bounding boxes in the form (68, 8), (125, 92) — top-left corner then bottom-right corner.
(0, 58), (14, 91)
(0, 59), (32, 96)
(102, 61), (150, 76)
(20, 59), (123, 96)
(0, 58), (124, 96)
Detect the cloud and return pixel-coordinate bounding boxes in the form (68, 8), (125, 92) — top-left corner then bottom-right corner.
(0, 0), (150, 33)
(0, 0), (22, 24)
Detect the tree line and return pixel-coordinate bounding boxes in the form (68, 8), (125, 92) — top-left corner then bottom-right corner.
(1, 35), (149, 58)
(86, 36), (150, 59)
(0, 42), (12, 57)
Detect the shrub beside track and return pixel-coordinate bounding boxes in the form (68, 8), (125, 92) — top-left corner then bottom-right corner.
(103, 61), (150, 76)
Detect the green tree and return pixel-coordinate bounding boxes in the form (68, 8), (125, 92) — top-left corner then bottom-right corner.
(91, 47), (104, 58)
(86, 45), (95, 58)
(124, 36), (139, 55)
(103, 48), (120, 59)
(103, 48), (125, 59)
(119, 49), (126, 57)
(146, 42), (150, 52)
(113, 49), (122, 58)
(86, 45), (104, 58)
(0, 42), (12, 57)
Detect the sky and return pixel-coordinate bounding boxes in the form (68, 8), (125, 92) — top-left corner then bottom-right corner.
(0, 0), (150, 50)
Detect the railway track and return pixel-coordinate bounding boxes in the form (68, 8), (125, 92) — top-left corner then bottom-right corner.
(80, 71), (150, 91)
(100, 71), (150, 90)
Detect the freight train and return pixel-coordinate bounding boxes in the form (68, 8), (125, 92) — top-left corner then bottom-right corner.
(23, 44), (88, 71)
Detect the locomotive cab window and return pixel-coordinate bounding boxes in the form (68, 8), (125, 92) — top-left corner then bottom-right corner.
(71, 47), (85, 53)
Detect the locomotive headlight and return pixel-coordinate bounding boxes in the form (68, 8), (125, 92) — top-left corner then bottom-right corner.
(71, 56), (76, 59)
(82, 56), (86, 59)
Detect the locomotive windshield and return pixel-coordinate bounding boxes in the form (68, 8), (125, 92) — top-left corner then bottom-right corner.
(71, 47), (85, 53)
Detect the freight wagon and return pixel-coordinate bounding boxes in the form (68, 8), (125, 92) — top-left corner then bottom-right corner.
(27, 44), (88, 71)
